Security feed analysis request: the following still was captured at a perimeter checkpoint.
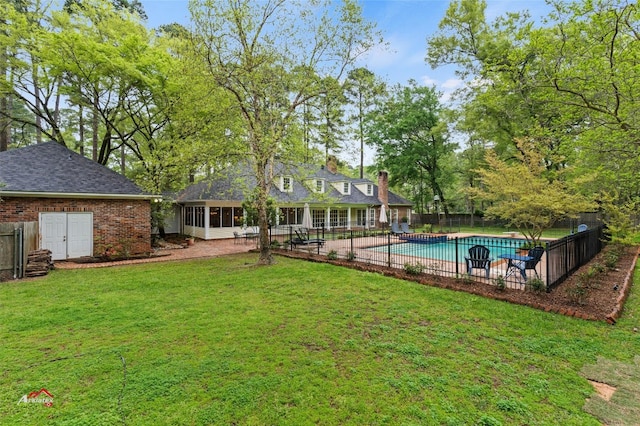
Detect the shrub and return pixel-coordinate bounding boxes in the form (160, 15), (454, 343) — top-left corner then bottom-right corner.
(526, 277), (545, 293)
(589, 262), (606, 274)
(459, 273), (474, 285)
(494, 275), (506, 291)
(403, 262), (424, 275)
(270, 240), (281, 248)
(327, 250), (338, 260)
(603, 244), (622, 269)
(346, 251), (357, 261)
(567, 282), (588, 305)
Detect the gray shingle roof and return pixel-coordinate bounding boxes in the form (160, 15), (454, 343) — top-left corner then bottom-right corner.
(0, 142), (146, 197)
(178, 162), (412, 207)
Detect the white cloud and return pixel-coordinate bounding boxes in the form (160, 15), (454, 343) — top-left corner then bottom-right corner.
(441, 78), (462, 90)
(420, 75), (438, 86)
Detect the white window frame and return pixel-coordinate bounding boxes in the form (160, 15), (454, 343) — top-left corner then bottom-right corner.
(315, 179), (325, 193)
(366, 184), (373, 196)
(342, 182), (350, 195)
(281, 176), (293, 192)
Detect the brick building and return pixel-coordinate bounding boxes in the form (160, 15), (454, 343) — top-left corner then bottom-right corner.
(0, 142), (153, 260)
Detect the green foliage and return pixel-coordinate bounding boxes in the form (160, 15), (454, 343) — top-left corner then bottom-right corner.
(344, 67), (387, 178)
(566, 282), (588, 306)
(459, 273), (474, 285)
(525, 277), (546, 293)
(366, 80), (457, 215)
(346, 250), (357, 261)
(469, 139), (594, 245)
(189, 0), (379, 264)
(403, 262), (424, 275)
(327, 250), (338, 260)
(476, 415), (502, 426)
(427, 0), (640, 237)
(494, 275), (506, 291)
(241, 191), (278, 227)
(269, 240), (281, 249)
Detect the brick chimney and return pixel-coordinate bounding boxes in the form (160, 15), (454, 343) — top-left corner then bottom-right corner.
(378, 170), (389, 208)
(326, 155), (338, 173)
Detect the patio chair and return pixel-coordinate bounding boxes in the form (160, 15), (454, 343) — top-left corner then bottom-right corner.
(233, 231), (243, 245)
(391, 222), (403, 236)
(465, 245), (494, 278)
(400, 222), (415, 234)
(514, 246), (545, 281)
(292, 228), (325, 248)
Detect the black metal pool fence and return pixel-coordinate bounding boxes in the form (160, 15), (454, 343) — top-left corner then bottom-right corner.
(271, 225), (605, 292)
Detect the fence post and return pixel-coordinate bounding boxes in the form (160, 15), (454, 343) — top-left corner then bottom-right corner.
(387, 231), (391, 267)
(289, 226), (293, 251)
(455, 237), (459, 276)
(545, 241), (550, 292)
(350, 230), (354, 254)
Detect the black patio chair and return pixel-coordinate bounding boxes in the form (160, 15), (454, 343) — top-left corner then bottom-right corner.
(465, 244), (494, 278)
(514, 246), (545, 281)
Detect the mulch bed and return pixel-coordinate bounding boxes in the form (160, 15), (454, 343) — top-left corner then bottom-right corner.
(275, 244), (639, 323)
(67, 252), (171, 264)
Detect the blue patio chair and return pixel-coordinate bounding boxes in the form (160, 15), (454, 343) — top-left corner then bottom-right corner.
(465, 245), (494, 279)
(391, 222), (404, 236)
(400, 222), (415, 234)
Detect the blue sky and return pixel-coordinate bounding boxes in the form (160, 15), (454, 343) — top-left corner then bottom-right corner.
(139, 0), (552, 165)
(140, 0), (552, 101)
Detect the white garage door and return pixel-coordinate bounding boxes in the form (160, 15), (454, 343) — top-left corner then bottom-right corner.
(40, 213), (93, 260)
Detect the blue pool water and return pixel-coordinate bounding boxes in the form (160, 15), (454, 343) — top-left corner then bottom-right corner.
(366, 236), (527, 262)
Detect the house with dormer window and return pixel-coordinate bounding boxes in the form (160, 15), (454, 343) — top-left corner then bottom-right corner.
(175, 161), (412, 240)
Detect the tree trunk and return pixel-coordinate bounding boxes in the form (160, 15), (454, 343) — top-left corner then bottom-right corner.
(120, 144), (126, 174)
(0, 47), (8, 151)
(78, 104), (84, 156)
(0, 95), (8, 152)
(92, 102), (99, 162)
(33, 66), (42, 143)
(254, 160), (273, 265)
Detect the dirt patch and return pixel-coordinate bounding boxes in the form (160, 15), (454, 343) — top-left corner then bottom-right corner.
(589, 380), (616, 401)
(582, 356), (640, 425)
(275, 244), (639, 323)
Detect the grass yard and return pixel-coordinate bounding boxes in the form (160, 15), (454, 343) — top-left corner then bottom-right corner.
(1, 253), (639, 425)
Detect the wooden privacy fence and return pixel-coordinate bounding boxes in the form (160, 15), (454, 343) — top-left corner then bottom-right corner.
(0, 222), (38, 281)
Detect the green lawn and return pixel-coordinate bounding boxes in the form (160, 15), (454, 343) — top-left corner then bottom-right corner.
(1, 254), (639, 425)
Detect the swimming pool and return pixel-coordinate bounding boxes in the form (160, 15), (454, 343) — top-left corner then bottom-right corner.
(366, 236), (527, 262)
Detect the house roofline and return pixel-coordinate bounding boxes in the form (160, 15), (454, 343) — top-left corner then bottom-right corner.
(0, 191), (158, 200)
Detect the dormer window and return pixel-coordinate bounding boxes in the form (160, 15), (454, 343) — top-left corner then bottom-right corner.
(366, 184), (373, 196)
(281, 176), (292, 192)
(342, 182), (350, 195)
(315, 179), (325, 193)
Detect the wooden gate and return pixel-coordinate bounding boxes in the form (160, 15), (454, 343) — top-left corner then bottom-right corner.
(0, 222), (38, 281)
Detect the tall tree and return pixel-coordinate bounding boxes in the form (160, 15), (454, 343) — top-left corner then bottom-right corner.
(189, 0), (379, 264)
(315, 76), (346, 164)
(344, 67), (386, 178)
(46, 0), (172, 165)
(470, 138), (594, 244)
(427, 0), (640, 233)
(367, 80), (457, 215)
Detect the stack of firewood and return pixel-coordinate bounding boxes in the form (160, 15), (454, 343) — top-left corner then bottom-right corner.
(25, 249), (53, 277)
